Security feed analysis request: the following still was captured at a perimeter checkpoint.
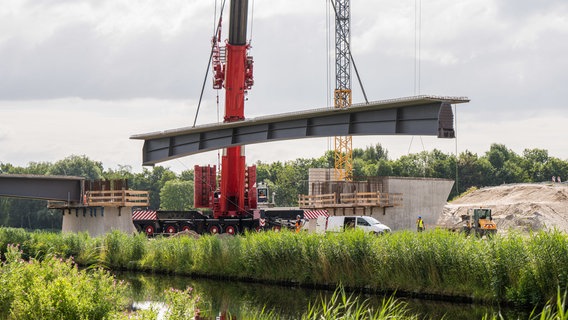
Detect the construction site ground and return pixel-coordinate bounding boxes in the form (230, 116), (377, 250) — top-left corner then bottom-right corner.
(438, 183), (568, 234)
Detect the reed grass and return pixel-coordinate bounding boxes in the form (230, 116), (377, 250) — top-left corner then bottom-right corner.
(241, 286), (418, 320)
(3, 227), (568, 320)
(0, 243), (129, 319)
(3, 226), (568, 307)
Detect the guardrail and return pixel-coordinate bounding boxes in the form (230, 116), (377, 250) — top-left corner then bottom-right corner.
(299, 192), (402, 208)
(86, 190), (149, 207)
(298, 193), (336, 208)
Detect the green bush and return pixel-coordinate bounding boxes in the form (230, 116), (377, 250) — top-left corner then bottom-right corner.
(0, 243), (129, 319)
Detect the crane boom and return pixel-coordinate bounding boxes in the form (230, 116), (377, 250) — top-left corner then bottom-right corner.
(195, 0), (256, 218)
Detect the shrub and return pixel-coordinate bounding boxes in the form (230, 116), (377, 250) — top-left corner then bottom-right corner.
(0, 243), (129, 319)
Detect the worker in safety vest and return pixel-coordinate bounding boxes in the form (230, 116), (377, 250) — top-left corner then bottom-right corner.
(295, 215), (303, 233)
(416, 216), (425, 232)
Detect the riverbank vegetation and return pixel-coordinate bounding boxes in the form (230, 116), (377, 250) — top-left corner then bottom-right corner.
(3, 226), (568, 318)
(2, 227), (568, 308)
(0, 243), (129, 319)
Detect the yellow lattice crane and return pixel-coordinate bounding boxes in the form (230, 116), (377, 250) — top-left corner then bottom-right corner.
(332, 0), (353, 181)
(334, 89), (352, 181)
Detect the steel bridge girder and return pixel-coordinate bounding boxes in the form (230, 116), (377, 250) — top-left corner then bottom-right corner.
(132, 96), (469, 165)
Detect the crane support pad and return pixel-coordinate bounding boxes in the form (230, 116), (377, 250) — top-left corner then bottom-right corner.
(132, 95), (469, 165)
(0, 174), (83, 202)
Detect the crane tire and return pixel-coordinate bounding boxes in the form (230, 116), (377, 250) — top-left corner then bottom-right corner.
(144, 225), (155, 236)
(225, 225), (238, 235)
(209, 225), (222, 234)
(165, 225), (177, 234)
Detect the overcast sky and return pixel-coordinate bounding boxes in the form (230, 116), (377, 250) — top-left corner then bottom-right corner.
(1, 0), (567, 173)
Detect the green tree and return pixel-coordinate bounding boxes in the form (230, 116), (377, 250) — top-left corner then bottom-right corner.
(501, 160), (528, 183)
(179, 169), (194, 182)
(376, 159), (394, 176)
(25, 162), (53, 175)
(484, 144), (524, 184)
(521, 148), (549, 182)
(545, 157), (568, 182)
(273, 160), (310, 206)
(457, 151), (493, 192)
(354, 143), (389, 162)
(256, 161), (283, 187)
(103, 165), (135, 181)
(352, 158), (367, 178)
(160, 179), (194, 211)
(48, 155), (103, 179)
(322, 150), (335, 168)
(426, 149), (456, 179)
(486, 143), (512, 170)
(131, 166), (176, 209)
(392, 153), (428, 177)
(0, 163), (26, 174)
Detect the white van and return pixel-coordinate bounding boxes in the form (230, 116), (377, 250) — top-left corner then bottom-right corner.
(321, 216), (391, 234)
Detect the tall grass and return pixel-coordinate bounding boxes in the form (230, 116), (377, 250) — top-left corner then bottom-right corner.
(241, 286), (418, 320)
(0, 243), (129, 319)
(3, 226), (568, 307)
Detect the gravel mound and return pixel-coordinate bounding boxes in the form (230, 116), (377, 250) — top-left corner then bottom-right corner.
(438, 183), (568, 233)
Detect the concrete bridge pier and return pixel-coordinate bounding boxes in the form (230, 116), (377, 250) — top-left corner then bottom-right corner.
(61, 207), (137, 237)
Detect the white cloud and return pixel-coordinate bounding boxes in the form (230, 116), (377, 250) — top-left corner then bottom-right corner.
(1, 0), (568, 172)
(0, 98), (220, 171)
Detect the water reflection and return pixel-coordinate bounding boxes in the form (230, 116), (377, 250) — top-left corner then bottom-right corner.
(117, 272), (530, 319)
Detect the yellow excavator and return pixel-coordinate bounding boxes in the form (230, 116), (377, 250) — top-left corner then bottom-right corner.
(462, 208), (497, 237)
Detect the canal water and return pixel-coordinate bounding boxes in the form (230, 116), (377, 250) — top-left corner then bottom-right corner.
(118, 272), (530, 319)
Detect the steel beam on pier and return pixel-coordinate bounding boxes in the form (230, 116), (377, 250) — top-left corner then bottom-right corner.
(132, 95), (469, 165)
(0, 174), (83, 202)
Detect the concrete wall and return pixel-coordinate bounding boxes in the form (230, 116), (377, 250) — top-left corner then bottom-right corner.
(61, 207), (137, 237)
(381, 177), (454, 231)
(324, 177), (454, 231)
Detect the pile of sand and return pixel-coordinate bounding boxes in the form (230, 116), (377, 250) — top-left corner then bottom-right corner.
(438, 183), (568, 233)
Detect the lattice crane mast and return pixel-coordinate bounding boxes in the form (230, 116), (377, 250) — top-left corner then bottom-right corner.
(333, 0), (353, 181)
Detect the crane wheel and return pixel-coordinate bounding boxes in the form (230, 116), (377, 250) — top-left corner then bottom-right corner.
(209, 225), (222, 234)
(272, 226), (281, 232)
(181, 225), (191, 232)
(225, 225), (238, 235)
(165, 225), (177, 234)
(144, 225), (155, 236)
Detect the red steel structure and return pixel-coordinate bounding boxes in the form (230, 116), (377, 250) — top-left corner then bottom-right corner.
(194, 0), (257, 218)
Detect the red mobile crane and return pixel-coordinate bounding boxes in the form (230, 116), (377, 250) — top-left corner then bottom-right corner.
(133, 0), (304, 236)
(194, 0), (257, 220)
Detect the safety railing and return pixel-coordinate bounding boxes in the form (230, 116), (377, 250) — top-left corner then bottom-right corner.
(298, 193), (336, 208)
(85, 190), (149, 207)
(299, 192), (402, 208)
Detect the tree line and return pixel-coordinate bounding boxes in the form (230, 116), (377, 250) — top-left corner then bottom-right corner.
(1, 143), (567, 229)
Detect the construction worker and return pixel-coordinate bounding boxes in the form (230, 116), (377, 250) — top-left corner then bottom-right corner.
(416, 216), (425, 232)
(295, 215), (303, 233)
